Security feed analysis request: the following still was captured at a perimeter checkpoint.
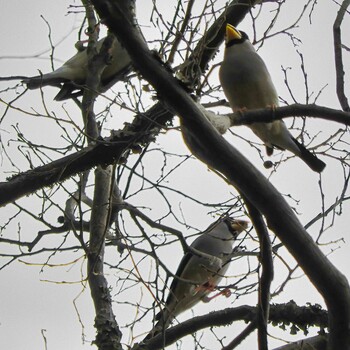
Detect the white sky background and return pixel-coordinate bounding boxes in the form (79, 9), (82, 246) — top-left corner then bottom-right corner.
(0, 0), (349, 349)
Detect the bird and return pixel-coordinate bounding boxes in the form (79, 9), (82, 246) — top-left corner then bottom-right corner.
(219, 24), (326, 173)
(146, 217), (248, 339)
(23, 35), (132, 101)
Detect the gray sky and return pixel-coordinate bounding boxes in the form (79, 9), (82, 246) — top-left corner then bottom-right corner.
(0, 1), (349, 349)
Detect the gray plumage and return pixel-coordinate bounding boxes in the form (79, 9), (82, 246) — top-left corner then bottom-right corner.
(219, 24), (325, 173)
(23, 35), (132, 101)
(147, 217), (248, 338)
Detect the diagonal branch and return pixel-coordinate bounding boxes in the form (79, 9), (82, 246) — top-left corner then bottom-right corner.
(272, 335), (328, 350)
(0, 103), (170, 208)
(133, 303), (328, 350)
(89, 1), (350, 349)
(1, 101), (348, 208)
(244, 199), (273, 350)
(0, 0), (258, 208)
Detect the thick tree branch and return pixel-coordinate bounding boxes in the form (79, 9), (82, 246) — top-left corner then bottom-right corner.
(134, 303), (328, 350)
(0, 0), (258, 208)
(333, 0), (350, 112)
(231, 104), (350, 127)
(198, 102), (350, 137)
(1, 1), (349, 212)
(0, 102), (168, 207)
(88, 166), (122, 350)
(89, 1), (350, 348)
(181, 89), (350, 350)
(1, 101), (348, 208)
(81, 0), (102, 140)
(244, 199), (273, 350)
(273, 335), (328, 350)
(81, 7), (123, 344)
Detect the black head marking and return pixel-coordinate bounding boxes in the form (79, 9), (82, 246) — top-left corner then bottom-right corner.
(226, 30), (250, 48)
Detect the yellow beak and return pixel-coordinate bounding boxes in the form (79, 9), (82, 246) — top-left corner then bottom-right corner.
(228, 219), (249, 233)
(226, 24), (242, 42)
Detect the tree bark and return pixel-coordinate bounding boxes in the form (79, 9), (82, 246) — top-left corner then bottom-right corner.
(90, 1), (350, 348)
(88, 166), (122, 350)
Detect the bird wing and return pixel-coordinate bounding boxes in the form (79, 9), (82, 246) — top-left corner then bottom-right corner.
(146, 218), (248, 340)
(24, 35), (132, 100)
(160, 250), (194, 312)
(219, 24), (326, 172)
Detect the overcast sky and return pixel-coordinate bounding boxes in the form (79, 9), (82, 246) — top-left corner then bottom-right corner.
(0, 1), (349, 349)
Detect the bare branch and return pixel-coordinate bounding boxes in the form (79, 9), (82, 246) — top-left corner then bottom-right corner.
(333, 0), (350, 112)
(133, 302), (328, 350)
(244, 199), (273, 350)
(231, 104), (350, 128)
(221, 322), (257, 350)
(272, 334), (328, 350)
(89, 2), (350, 348)
(88, 166), (122, 349)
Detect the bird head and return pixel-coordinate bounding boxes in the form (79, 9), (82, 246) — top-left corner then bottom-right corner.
(225, 24), (249, 47)
(224, 217), (249, 238)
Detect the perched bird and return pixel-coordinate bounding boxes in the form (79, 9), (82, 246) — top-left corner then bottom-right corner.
(23, 35), (132, 101)
(219, 24), (326, 173)
(147, 217), (248, 338)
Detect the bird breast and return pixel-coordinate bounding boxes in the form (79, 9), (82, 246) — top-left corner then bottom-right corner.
(220, 48), (279, 110)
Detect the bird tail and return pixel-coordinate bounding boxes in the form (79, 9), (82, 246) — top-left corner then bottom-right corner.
(54, 83), (82, 101)
(293, 138), (326, 173)
(23, 76), (81, 101)
(23, 75), (64, 90)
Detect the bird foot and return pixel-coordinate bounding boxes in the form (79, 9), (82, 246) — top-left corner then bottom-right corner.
(221, 288), (232, 298)
(84, 23), (101, 37)
(201, 288), (232, 303)
(195, 282), (216, 294)
(208, 288), (232, 301)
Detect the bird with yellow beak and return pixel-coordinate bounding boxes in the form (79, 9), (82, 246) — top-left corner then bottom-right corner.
(219, 24), (326, 173)
(146, 217), (248, 339)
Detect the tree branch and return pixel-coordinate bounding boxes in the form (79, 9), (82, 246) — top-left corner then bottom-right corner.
(222, 322), (257, 350)
(0, 0), (258, 207)
(272, 334), (328, 350)
(89, 1), (350, 348)
(3, 0), (350, 209)
(1, 101), (348, 208)
(244, 199), (273, 350)
(134, 302), (328, 350)
(333, 0), (350, 112)
(88, 166), (122, 350)
(230, 104), (350, 127)
(0, 102), (168, 208)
